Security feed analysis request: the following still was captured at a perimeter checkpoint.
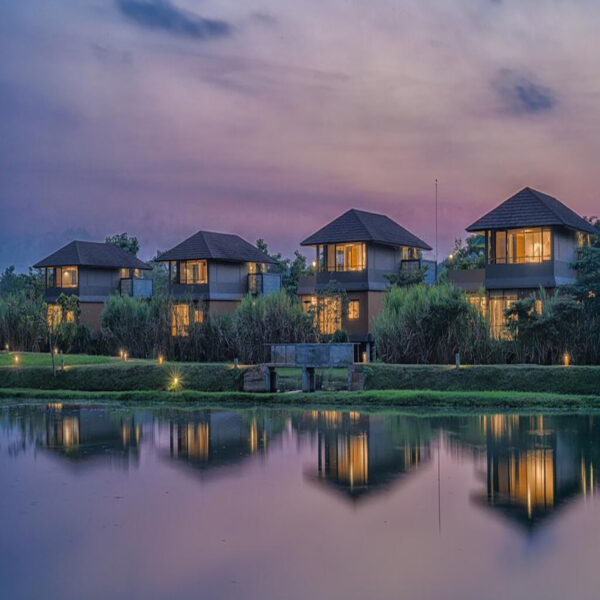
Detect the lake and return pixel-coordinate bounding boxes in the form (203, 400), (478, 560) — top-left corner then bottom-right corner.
(1, 402), (599, 600)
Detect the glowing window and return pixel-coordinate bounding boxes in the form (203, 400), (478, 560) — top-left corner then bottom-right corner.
(348, 300), (360, 320)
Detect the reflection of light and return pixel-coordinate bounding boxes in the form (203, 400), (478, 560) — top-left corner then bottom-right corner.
(250, 418), (258, 454)
(47, 402), (62, 411)
(336, 434), (368, 489)
(62, 417), (80, 447)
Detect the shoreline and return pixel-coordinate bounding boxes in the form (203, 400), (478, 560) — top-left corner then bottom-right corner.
(2, 387), (600, 411)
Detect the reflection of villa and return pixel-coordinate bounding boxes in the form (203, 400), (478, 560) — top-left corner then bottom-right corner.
(167, 410), (285, 475)
(469, 414), (599, 530)
(43, 404), (141, 464)
(296, 410), (431, 501)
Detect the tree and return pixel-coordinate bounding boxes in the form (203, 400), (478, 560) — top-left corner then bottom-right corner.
(105, 233), (139, 256)
(146, 250), (169, 296)
(443, 235), (485, 270)
(0, 266), (44, 298)
(385, 266), (427, 287)
(256, 239), (310, 295)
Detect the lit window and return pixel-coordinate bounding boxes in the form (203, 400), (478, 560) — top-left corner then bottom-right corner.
(180, 260), (207, 284)
(192, 307), (203, 324)
(489, 293), (517, 339)
(171, 304), (190, 337)
(120, 268), (130, 279)
(318, 297), (342, 334)
(318, 243), (366, 272)
(47, 305), (62, 328)
(493, 229), (551, 264)
(59, 266), (78, 288)
(348, 300), (360, 320)
(468, 294), (487, 316)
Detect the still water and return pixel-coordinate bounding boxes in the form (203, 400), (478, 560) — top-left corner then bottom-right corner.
(1, 402), (599, 600)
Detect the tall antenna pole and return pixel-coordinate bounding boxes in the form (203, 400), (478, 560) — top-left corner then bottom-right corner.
(435, 178), (439, 282)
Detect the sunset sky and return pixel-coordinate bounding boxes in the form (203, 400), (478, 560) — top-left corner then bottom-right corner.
(2, 0), (600, 270)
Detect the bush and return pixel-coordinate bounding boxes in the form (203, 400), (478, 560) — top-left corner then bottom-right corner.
(0, 291), (46, 351)
(373, 283), (501, 364)
(234, 292), (317, 363)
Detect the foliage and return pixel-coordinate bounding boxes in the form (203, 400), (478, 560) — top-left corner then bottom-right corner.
(105, 232), (140, 255)
(0, 363), (243, 392)
(0, 266), (44, 298)
(234, 292), (317, 363)
(100, 294), (171, 358)
(331, 329), (349, 343)
(0, 290), (46, 351)
(373, 283), (500, 364)
(385, 265), (427, 287)
(360, 363), (600, 396)
(256, 239), (310, 295)
(146, 251), (169, 296)
(505, 289), (581, 364)
(443, 235), (485, 270)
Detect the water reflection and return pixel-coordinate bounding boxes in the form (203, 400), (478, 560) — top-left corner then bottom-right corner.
(1, 404), (599, 522)
(165, 409), (287, 475)
(294, 410), (431, 501)
(441, 414), (600, 529)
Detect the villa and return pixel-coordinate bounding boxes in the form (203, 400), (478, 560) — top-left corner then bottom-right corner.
(34, 240), (152, 330)
(158, 230), (280, 335)
(297, 208), (432, 359)
(449, 187), (596, 336)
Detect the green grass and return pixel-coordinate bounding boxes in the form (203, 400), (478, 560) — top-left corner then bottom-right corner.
(361, 363), (600, 396)
(0, 387), (599, 409)
(0, 362), (244, 392)
(0, 351), (119, 367)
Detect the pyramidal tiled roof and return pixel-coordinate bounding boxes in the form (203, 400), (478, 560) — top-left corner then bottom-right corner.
(300, 209), (432, 250)
(466, 187), (597, 234)
(158, 231), (278, 264)
(33, 241), (150, 269)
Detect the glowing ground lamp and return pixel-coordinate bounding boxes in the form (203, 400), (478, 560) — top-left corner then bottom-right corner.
(563, 353), (570, 367)
(167, 369), (183, 391)
(158, 355), (164, 366)
(14, 355), (20, 365)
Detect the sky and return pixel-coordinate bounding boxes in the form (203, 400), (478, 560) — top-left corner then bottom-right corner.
(1, 0), (600, 270)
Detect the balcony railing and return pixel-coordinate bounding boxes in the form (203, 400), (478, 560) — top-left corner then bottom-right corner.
(248, 273), (281, 295)
(120, 278), (153, 298)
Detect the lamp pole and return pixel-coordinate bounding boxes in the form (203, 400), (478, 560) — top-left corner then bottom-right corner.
(435, 178), (439, 282)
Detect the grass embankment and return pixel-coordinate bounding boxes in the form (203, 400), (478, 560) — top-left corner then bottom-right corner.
(362, 364), (600, 396)
(0, 360), (244, 392)
(0, 352), (118, 367)
(1, 388), (600, 410)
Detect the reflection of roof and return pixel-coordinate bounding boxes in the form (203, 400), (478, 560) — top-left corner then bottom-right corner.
(304, 464), (425, 504)
(301, 209), (432, 250)
(34, 241), (150, 269)
(466, 187), (597, 233)
(469, 485), (581, 533)
(159, 230), (278, 263)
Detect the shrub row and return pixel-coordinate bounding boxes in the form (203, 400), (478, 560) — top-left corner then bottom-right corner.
(0, 363), (245, 392)
(361, 363), (600, 396)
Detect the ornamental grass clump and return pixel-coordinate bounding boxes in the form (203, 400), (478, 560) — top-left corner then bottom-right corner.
(373, 283), (500, 364)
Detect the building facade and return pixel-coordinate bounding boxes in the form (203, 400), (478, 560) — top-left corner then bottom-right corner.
(34, 240), (152, 330)
(449, 187), (596, 337)
(158, 230), (280, 336)
(297, 208), (432, 358)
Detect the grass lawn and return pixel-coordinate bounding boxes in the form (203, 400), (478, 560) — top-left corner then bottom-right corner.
(0, 352), (120, 368)
(1, 387), (599, 410)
